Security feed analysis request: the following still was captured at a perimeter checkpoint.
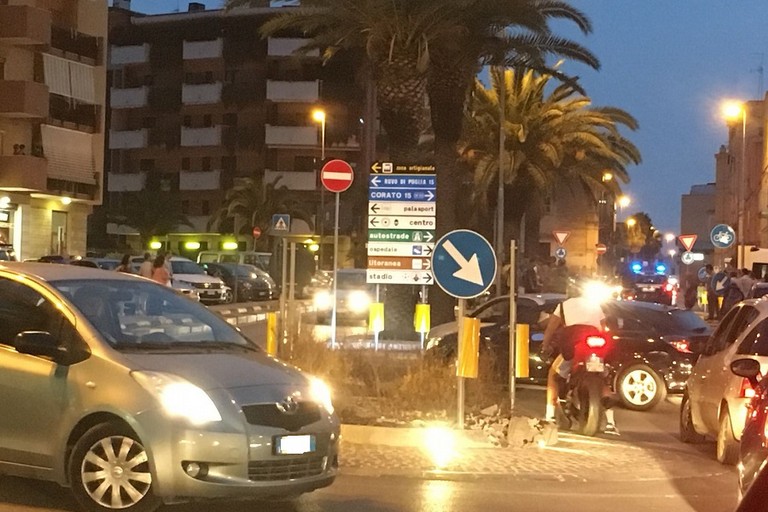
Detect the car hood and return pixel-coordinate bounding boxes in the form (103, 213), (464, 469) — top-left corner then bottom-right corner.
(120, 350), (306, 391)
(174, 274), (223, 285)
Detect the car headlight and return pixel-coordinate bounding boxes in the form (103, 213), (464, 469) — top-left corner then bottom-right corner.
(348, 290), (371, 313)
(425, 336), (442, 351)
(132, 371), (222, 425)
(309, 377), (334, 415)
(314, 290), (332, 310)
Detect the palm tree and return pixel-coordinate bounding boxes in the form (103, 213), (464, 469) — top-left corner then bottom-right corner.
(108, 189), (193, 249)
(207, 177), (314, 249)
(460, 67), (641, 255)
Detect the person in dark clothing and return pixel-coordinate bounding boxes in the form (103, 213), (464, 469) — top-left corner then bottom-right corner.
(704, 264), (719, 320)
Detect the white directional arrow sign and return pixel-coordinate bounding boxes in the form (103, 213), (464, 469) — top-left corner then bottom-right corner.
(442, 240), (483, 285)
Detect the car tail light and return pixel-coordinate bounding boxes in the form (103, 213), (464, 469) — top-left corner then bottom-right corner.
(668, 338), (692, 353)
(740, 378), (756, 399)
(586, 335), (607, 349)
(665, 283), (674, 292)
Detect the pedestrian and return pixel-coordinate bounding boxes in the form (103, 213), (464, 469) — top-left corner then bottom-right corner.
(721, 271), (744, 315)
(684, 275), (698, 310)
(737, 268), (757, 298)
(115, 254), (132, 273)
(138, 252), (153, 278)
(705, 264), (719, 321)
(163, 250), (174, 282)
(151, 254), (171, 286)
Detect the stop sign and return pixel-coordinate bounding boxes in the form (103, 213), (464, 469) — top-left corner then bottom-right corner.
(596, 243), (607, 255)
(320, 159), (354, 193)
(252, 226), (262, 239)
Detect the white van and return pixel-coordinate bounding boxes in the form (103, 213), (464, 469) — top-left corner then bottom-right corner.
(197, 251), (271, 271)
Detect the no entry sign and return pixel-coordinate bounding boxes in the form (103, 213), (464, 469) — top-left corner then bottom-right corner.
(321, 159), (354, 193)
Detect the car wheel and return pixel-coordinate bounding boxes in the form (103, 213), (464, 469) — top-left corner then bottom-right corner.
(617, 364), (665, 411)
(69, 422), (160, 512)
(717, 408), (740, 465)
(223, 288), (235, 304)
(679, 392), (705, 443)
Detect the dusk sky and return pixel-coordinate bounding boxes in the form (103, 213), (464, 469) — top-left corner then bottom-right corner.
(122, 0), (768, 235)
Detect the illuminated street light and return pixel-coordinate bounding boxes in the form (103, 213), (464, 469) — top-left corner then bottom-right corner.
(665, 233), (675, 242)
(618, 195), (631, 209)
(626, 217), (637, 227)
(722, 99), (746, 268)
(602, 172), (613, 182)
(669, 249), (677, 257)
(313, 108), (327, 267)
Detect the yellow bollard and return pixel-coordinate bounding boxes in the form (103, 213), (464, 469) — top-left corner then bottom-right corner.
(414, 303), (430, 333)
(266, 312), (277, 356)
(368, 302), (385, 333)
(718, 296), (724, 309)
(457, 317), (481, 379)
(515, 324), (530, 378)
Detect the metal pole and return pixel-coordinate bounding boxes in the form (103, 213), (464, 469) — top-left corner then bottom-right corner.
(457, 298), (465, 430)
(330, 192), (340, 349)
(374, 284), (380, 351)
(508, 239), (517, 412)
(420, 284), (428, 351)
(319, 119), (326, 270)
(279, 238), (288, 351)
(739, 111), (746, 268)
(495, 67), (506, 295)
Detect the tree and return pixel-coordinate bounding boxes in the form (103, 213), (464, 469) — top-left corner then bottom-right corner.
(460, 67), (641, 256)
(207, 177), (314, 250)
(108, 189), (193, 250)
(620, 212), (662, 261)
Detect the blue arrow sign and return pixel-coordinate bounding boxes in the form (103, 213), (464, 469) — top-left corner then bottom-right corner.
(368, 189), (435, 201)
(711, 271), (731, 297)
(710, 224), (735, 249)
(431, 230), (497, 299)
(698, 266), (710, 283)
(369, 174), (436, 188)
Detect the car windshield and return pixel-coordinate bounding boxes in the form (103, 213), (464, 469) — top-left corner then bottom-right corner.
(222, 263), (263, 278)
(52, 279), (253, 349)
(171, 260), (206, 275)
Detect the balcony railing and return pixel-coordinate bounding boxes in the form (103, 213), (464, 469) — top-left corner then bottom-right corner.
(181, 126), (222, 147)
(107, 172), (146, 192)
(0, 80), (49, 118)
(267, 38), (320, 58)
(265, 170), (317, 191)
(179, 170), (221, 191)
(109, 129), (148, 149)
(49, 95), (99, 133)
(0, 5), (51, 46)
(110, 86), (148, 109)
(266, 80), (319, 103)
(182, 82), (223, 105)
(110, 43), (150, 66)
(183, 38), (223, 60)
(0, 155), (47, 191)
(264, 125), (317, 146)
(51, 25), (101, 64)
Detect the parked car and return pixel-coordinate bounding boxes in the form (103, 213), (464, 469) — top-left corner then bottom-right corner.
(747, 282), (768, 299)
(681, 299), (767, 464)
(730, 358), (768, 498)
(71, 257), (121, 270)
(0, 262), (339, 511)
(427, 298), (711, 411)
(170, 256), (230, 304)
(202, 262), (276, 302)
(627, 272), (676, 305)
(313, 269), (375, 324)
(197, 251), (271, 272)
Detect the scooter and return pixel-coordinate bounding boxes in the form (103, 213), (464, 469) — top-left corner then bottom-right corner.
(557, 333), (612, 436)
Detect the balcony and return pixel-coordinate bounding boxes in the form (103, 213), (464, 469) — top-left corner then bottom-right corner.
(110, 86), (149, 109)
(266, 80), (319, 103)
(183, 38), (223, 60)
(0, 81), (49, 118)
(265, 125), (316, 147)
(107, 172), (146, 192)
(182, 82), (223, 105)
(181, 126), (222, 147)
(180, 170), (220, 191)
(51, 25), (101, 64)
(0, 155), (47, 191)
(267, 38), (320, 58)
(110, 44), (150, 66)
(0, 5), (51, 46)
(109, 129), (148, 149)
(265, 170), (317, 191)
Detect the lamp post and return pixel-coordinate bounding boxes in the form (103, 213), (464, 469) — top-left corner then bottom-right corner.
(312, 109), (326, 268)
(495, 67), (506, 295)
(723, 101), (747, 268)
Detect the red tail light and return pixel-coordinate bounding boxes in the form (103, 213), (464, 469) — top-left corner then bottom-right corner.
(668, 339), (692, 353)
(665, 283), (674, 292)
(740, 378), (756, 399)
(586, 335), (607, 348)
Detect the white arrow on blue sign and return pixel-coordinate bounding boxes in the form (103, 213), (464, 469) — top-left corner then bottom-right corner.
(431, 229), (497, 299)
(369, 174), (436, 188)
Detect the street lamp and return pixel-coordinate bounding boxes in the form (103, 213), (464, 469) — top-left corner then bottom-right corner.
(722, 100), (747, 268)
(664, 233), (675, 243)
(617, 195), (631, 209)
(626, 217), (637, 228)
(312, 109), (326, 268)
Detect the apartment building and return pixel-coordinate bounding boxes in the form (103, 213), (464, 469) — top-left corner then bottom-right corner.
(104, 2), (366, 255)
(0, 0), (107, 260)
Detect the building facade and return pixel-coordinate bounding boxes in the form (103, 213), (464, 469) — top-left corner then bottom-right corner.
(0, 0), (107, 260)
(104, 2), (367, 260)
(679, 182), (715, 276)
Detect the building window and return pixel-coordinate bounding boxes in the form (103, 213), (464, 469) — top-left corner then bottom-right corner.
(203, 114), (212, 127)
(183, 116), (191, 127)
(294, 155), (317, 173)
(201, 157), (211, 171)
(225, 69), (238, 83)
(201, 200), (210, 215)
(139, 159), (154, 172)
(205, 71), (213, 83)
(181, 157), (190, 170)
(0, 59), (5, 80)
(223, 113), (237, 126)
(181, 200), (190, 214)
(160, 178), (172, 192)
(142, 117), (156, 129)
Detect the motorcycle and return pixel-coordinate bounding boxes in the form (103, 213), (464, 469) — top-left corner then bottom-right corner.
(556, 333), (612, 436)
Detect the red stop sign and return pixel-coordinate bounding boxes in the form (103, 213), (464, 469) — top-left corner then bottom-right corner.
(252, 226), (262, 239)
(596, 243), (607, 255)
(320, 159), (354, 193)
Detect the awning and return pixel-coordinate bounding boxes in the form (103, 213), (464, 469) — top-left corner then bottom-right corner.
(41, 124), (97, 185)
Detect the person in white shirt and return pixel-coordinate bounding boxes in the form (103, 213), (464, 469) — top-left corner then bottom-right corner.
(138, 252), (153, 279)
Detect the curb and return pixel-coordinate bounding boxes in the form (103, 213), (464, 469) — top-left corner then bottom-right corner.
(340, 424), (491, 449)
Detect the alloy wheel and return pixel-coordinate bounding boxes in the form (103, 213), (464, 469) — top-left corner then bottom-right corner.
(80, 435), (153, 509)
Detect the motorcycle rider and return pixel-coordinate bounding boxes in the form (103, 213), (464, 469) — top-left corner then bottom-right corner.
(541, 280), (619, 435)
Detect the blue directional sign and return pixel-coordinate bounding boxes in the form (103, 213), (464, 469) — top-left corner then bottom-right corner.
(431, 230), (497, 299)
(711, 271), (731, 297)
(697, 266), (710, 283)
(710, 224), (736, 249)
(271, 214), (290, 233)
(555, 247), (567, 260)
(369, 174), (436, 188)
(369, 189), (435, 201)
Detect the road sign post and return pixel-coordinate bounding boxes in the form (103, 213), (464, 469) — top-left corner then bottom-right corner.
(508, 240), (517, 413)
(321, 159), (354, 350)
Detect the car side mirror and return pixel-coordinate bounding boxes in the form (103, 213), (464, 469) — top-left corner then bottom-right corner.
(15, 331), (66, 362)
(731, 358), (762, 387)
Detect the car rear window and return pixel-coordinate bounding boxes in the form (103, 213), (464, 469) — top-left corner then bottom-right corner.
(634, 275), (666, 285)
(633, 307), (710, 334)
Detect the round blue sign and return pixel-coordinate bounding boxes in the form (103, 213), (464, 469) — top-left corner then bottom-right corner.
(697, 266), (710, 283)
(555, 247), (567, 260)
(680, 251), (695, 265)
(431, 230), (497, 299)
(711, 271), (731, 297)
(710, 224), (736, 249)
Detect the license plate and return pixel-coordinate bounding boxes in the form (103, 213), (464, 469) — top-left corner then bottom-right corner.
(642, 287), (655, 292)
(586, 355), (604, 372)
(275, 435), (316, 455)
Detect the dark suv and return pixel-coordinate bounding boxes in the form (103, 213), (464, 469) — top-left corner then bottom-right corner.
(629, 273), (675, 305)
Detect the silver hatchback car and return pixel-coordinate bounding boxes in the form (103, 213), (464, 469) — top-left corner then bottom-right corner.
(0, 263), (339, 511)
